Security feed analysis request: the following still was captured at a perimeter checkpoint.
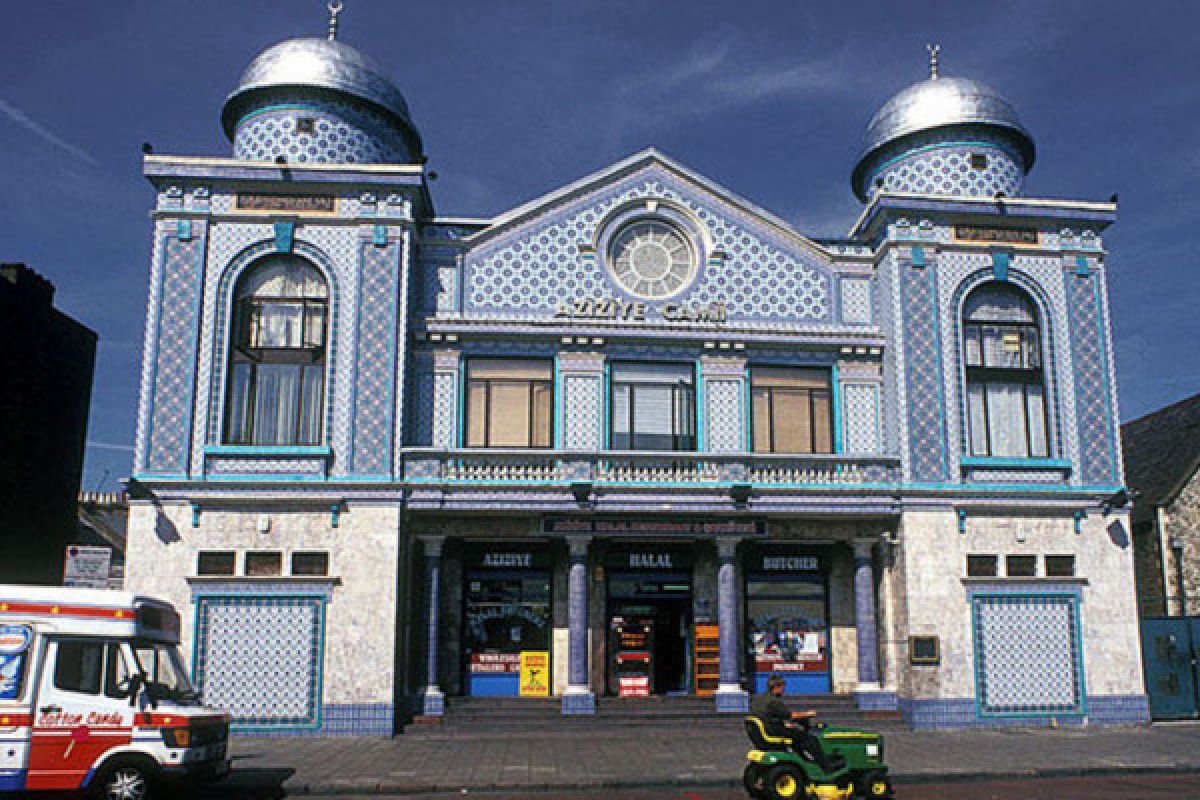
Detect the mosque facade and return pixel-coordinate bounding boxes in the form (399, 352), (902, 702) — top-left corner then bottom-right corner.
(124, 21), (1148, 735)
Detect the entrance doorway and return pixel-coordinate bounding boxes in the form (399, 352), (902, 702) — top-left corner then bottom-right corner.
(606, 571), (692, 695)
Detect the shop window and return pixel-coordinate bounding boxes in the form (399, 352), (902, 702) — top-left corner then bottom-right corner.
(224, 255), (328, 446)
(967, 554), (999, 577)
(1045, 555), (1076, 577)
(464, 359), (553, 447)
(610, 362), (695, 451)
(463, 563), (551, 692)
(963, 283), (1049, 458)
(245, 551), (282, 576)
(291, 551), (329, 576)
(746, 561), (829, 693)
(1005, 554), (1038, 577)
(197, 551), (236, 576)
(750, 367), (833, 454)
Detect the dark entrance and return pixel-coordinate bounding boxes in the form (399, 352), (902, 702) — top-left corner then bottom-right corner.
(606, 569), (693, 696)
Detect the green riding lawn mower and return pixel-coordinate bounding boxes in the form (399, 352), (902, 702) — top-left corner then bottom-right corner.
(742, 716), (895, 800)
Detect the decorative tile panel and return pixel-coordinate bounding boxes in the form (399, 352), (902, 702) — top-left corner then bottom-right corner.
(840, 278), (872, 325)
(463, 166), (832, 324)
(432, 367), (458, 448)
(146, 233), (206, 475)
(1065, 271), (1119, 485)
(351, 241), (400, 475)
(705, 379), (744, 453)
(899, 253), (949, 482)
(232, 90), (411, 164)
(194, 595), (325, 728)
(563, 375), (602, 451)
(842, 383), (881, 454)
(972, 594), (1083, 715)
(410, 370), (436, 447)
(863, 129), (1026, 199)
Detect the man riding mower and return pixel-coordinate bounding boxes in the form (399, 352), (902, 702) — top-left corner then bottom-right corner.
(742, 675), (894, 800)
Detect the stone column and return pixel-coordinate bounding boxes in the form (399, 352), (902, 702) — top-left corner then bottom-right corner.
(562, 537), (596, 714)
(853, 538), (882, 693)
(714, 537), (749, 712)
(420, 536), (445, 716)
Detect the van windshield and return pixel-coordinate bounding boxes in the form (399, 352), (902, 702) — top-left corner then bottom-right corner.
(131, 641), (198, 705)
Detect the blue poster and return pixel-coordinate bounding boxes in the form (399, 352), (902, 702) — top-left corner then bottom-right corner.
(0, 625), (32, 700)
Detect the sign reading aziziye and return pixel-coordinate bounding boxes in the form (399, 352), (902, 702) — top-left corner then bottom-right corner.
(555, 297), (728, 323)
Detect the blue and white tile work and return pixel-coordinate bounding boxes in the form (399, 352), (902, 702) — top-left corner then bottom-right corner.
(124, 25), (1145, 735)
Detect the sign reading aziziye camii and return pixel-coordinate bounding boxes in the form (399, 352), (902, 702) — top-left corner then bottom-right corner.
(554, 297), (728, 323)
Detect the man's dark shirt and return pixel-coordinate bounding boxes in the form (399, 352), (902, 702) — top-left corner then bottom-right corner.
(750, 692), (792, 737)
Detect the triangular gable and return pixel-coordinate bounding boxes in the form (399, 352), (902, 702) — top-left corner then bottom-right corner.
(467, 148), (829, 261)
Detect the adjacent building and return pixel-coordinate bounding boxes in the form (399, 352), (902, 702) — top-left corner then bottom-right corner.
(0, 263), (97, 585)
(125, 21), (1147, 734)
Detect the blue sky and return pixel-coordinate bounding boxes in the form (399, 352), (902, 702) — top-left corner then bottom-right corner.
(2, 1), (1197, 492)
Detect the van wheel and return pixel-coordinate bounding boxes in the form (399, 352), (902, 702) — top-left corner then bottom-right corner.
(92, 760), (156, 800)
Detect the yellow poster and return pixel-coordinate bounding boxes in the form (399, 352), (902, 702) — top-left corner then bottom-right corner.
(519, 651), (550, 697)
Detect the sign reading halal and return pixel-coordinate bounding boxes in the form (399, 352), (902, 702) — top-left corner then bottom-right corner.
(554, 297), (728, 324)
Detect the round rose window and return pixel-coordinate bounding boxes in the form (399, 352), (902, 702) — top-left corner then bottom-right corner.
(608, 220), (696, 299)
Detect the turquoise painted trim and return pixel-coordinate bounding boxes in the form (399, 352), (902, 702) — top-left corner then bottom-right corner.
(131, 471), (188, 481)
(177, 219), (192, 241)
(384, 242), (400, 478)
(926, 264), (951, 478)
(832, 363), (843, 454)
(1074, 255), (1090, 277)
(911, 245), (926, 267)
(960, 457), (1071, 469)
(238, 102), (345, 123)
(602, 362), (611, 450)
(991, 250), (1010, 282)
(1090, 274), (1120, 481)
(274, 221), (295, 254)
(456, 358), (466, 448)
(203, 474), (330, 483)
(743, 365), (752, 451)
(696, 359), (706, 452)
(553, 353), (563, 450)
(400, 476), (1123, 494)
(346, 243), (365, 471)
(205, 445), (333, 456)
(372, 224), (387, 246)
(867, 140), (1017, 187)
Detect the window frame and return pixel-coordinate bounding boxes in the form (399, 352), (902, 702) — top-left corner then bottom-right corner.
(223, 257), (329, 447)
(608, 361), (697, 452)
(961, 284), (1051, 459)
(748, 367), (834, 455)
(463, 358), (554, 449)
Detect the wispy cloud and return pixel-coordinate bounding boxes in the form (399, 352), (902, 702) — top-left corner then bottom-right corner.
(606, 42), (859, 137)
(86, 440), (135, 453)
(0, 98), (98, 166)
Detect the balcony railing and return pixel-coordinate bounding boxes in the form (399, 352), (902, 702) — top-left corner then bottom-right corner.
(403, 448), (900, 487)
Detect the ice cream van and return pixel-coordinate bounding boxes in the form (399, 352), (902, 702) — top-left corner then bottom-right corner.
(0, 585), (230, 798)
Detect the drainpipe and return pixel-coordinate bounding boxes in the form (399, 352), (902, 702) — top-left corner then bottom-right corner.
(1171, 535), (1188, 618)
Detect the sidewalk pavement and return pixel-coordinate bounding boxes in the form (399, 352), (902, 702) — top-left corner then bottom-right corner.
(215, 723), (1200, 796)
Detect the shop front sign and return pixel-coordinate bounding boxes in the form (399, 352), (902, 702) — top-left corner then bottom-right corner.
(553, 297), (728, 324)
(543, 518), (765, 537)
(518, 651), (550, 697)
(759, 555), (819, 572)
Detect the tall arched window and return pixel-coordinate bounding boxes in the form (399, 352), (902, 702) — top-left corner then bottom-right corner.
(224, 256), (328, 445)
(963, 283), (1048, 458)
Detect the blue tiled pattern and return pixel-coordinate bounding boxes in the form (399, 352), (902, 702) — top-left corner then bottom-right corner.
(840, 278), (872, 325)
(842, 383), (881, 454)
(146, 234), (205, 475)
(410, 371), (435, 446)
(194, 595), (325, 728)
(432, 370), (457, 447)
(563, 375), (602, 450)
(864, 129), (1025, 198)
(464, 167), (831, 322)
(351, 243), (400, 475)
(233, 92), (411, 164)
(1065, 271), (1118, 485)
(900, 255), (948, 482)
(705, 379), (744, 453)
(972, 594), (1083, 715)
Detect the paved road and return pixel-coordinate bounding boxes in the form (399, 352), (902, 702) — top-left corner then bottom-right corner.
(198, 771), (1200, 799)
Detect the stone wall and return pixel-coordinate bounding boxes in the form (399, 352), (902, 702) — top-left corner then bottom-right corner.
(1162, 470), (1200, 615)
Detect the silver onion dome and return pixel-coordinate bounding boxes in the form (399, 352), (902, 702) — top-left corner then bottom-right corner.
(220, 37), (421, 153)
(852, 74), (1035, 198)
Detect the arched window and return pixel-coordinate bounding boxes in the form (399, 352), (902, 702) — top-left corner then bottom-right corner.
(962, 283), (1048, 458)
(224, 256), (328, 445)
